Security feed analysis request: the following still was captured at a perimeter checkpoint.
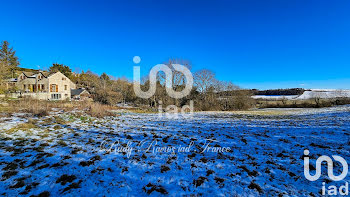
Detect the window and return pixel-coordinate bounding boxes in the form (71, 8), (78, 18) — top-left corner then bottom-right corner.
(29, 85), (34, 92)
(64, 85), (67, 90)
(51, 94), (61, 100)
(62, 77), (66, 80)
(23, 84), (26, 89)
(50, 84), (58, 92)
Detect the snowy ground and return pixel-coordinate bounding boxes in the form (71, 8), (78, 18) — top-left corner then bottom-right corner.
(252, 89), (350, 100)
(0, 106), (349, 196)
(252, 95), (299, 100)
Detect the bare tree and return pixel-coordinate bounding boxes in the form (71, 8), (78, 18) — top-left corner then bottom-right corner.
(157, 59), (192, 89)
(313, 91), (322, 107)
(114, 78), (133, 104)
(214, 80), (239, 92)
(194, 69), (216, 93)
(154, 59), (193, 106)
(281, 96), (287, 105)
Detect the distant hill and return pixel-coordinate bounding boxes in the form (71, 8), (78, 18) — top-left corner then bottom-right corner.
(252, 88), (306, 96)
(7, 67), (42, 78)
(15, 67), (40, 73)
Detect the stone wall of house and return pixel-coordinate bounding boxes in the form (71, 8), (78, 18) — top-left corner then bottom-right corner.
(17, 78), (37, 91)
(8, 92), (50, 100)
(48, 72), (75, 100)
(17, 78), (49, 92)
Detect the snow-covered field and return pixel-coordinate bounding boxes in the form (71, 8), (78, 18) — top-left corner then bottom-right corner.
(252, 95), (299, 100)
(252, 89), (350, 100)
(296, 90), (350, 100)
(0, 106), (349, 196)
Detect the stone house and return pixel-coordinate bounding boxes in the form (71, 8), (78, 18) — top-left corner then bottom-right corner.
(14, 71), (76, 100)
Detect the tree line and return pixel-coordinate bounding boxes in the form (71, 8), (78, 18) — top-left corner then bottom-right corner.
(0, 40), (254, 110)
(68, 59), (254, 110)
(252, 88), (306, 96)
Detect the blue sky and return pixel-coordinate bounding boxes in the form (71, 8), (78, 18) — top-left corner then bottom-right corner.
(1, 0), (350, 89)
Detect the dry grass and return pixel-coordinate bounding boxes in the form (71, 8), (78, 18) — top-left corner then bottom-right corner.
(6, 122), (38, 134)
(255, 98), (350, 108)
(128, 108), (156, 114)
(0, 98), (120, 118)
(1, 98), (52, 116)
(86, 103), (117, 118)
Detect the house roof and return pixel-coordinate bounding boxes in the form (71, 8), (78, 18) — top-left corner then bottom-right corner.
(21, 71), (50, 78)
(71, 88), (89, 96)
(40, 72), (49, 77)
(22, 72), (35, 77)
(5, 78), (18, 82)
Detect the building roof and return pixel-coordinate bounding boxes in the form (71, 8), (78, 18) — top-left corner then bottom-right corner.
(22, 72), (35, 77)
(40, 72), (50, 77)
(6, 78), (18, 82)
(71, 88), (89, 96)
(21, 71), (50, 78)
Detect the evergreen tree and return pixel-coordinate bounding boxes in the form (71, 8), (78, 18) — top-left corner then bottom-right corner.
(0, 41), (20, 78)
(100, 73), (110, 81)
(0, 41), (20, 68)
(49, 63), (72, 78)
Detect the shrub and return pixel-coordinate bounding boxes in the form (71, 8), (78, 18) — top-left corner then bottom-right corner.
(86, 103), (116, 118)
